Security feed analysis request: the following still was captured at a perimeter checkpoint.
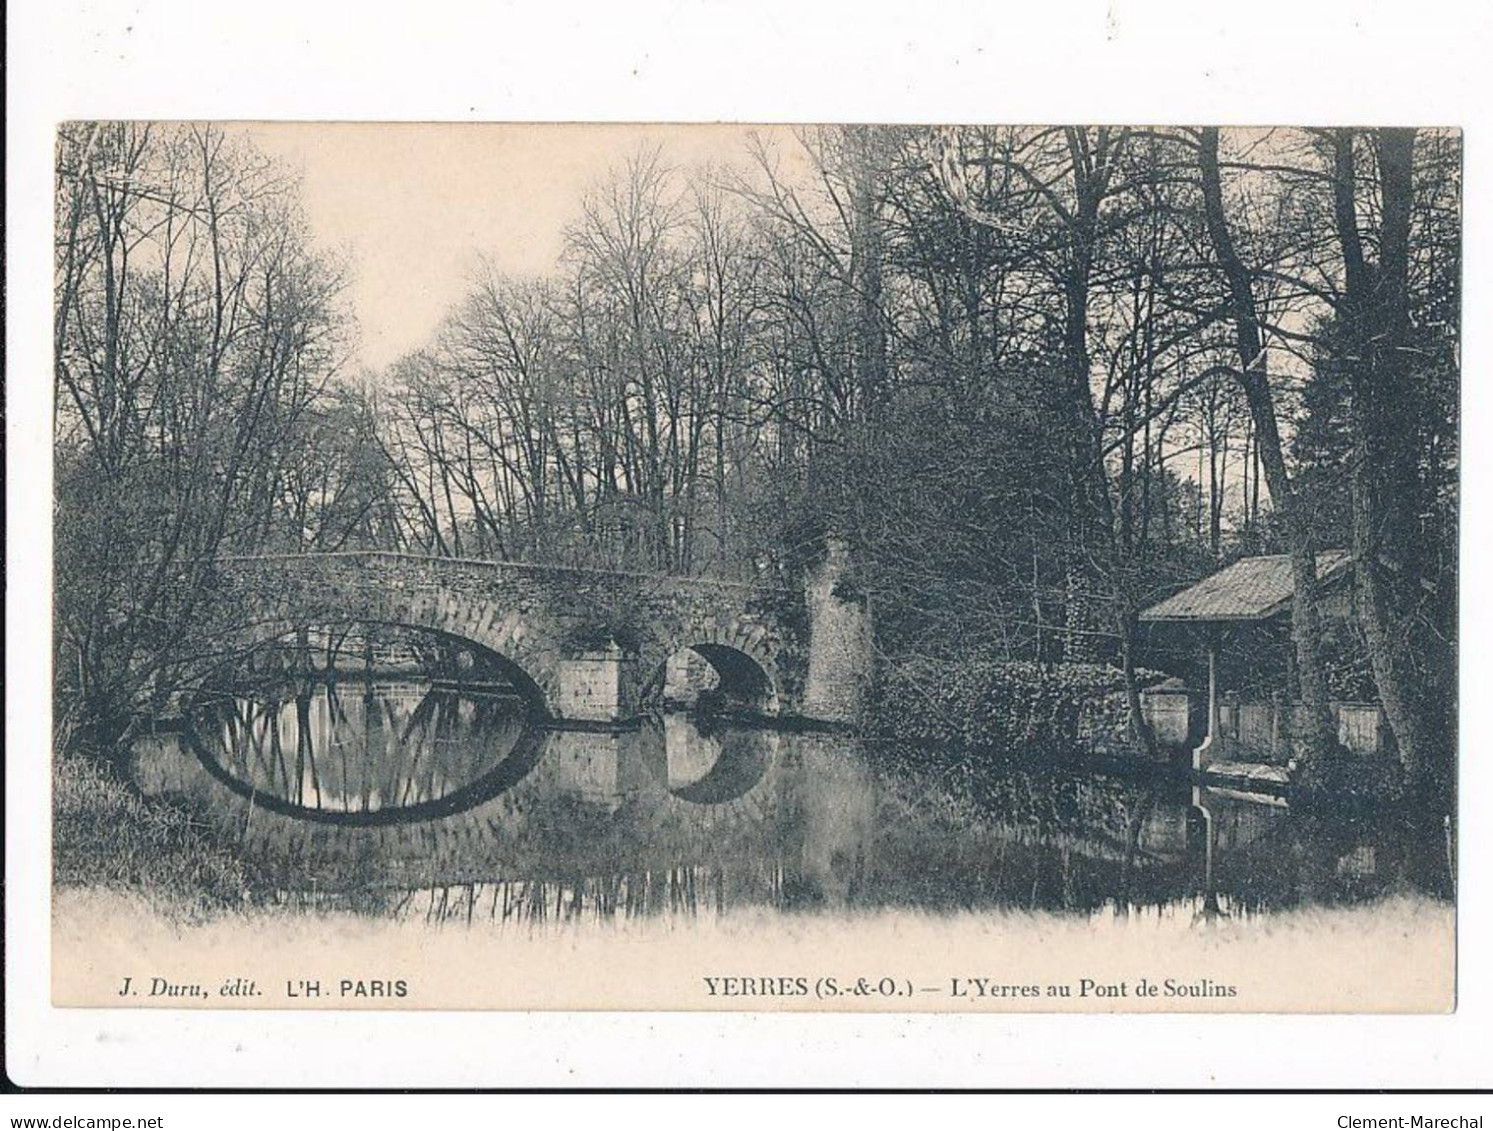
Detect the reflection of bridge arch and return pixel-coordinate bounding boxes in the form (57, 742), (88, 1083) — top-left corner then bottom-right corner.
(634, 714), (778, 804)
(185, 687), (549, 828)
(137, 708), (1306, 922)
(145, 723), (1218, 917)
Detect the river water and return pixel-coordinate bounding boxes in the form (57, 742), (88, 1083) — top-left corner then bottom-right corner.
(130, 677), (1444, 927)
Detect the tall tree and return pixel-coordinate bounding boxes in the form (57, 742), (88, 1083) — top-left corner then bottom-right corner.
(1329, 127), (1452, 792)
(1197, 126), (1336, 762)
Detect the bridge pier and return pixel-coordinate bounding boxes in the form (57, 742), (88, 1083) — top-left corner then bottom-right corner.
(551, 642), (640, 725)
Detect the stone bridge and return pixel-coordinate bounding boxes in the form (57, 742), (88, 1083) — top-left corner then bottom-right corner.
(193, 543), (872, 727)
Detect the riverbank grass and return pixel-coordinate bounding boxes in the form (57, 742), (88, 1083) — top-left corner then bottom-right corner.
(52, 747), (256, 920)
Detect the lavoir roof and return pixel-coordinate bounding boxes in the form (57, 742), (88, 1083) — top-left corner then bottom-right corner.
(1139, 550), (1353, 624)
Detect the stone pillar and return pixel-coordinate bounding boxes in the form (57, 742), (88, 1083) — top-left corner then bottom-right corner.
(551, 642), (638, 725)
(1139, 682), (1202, 749)
(801, 537), (874, 725)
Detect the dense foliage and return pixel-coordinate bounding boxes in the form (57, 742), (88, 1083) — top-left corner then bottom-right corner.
(871, 657), (1167, 755)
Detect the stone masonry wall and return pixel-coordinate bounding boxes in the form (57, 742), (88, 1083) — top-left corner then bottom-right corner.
(198, 552), (839, 721)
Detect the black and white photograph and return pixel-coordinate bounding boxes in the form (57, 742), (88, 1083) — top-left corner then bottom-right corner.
(39, 121), (1459, 1013)
(12, 0), (1493, 1100)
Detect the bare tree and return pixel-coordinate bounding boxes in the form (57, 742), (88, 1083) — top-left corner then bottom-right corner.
(54, 123), (350, 752)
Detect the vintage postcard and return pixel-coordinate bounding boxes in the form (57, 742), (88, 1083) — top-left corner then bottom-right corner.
(48, 122), (1458, 1013)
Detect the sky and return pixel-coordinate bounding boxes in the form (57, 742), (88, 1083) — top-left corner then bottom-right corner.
(244, 123), (787, 372)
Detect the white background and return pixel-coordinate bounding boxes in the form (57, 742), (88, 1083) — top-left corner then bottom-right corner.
(7, 0), (1493, 1095)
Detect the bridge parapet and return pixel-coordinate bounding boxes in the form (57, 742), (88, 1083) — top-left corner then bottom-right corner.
(213, 550), (790, 594)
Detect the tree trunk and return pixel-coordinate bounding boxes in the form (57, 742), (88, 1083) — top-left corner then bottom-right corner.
(1332, 127), (1433, 789)
(1198, 127), (1336, 761)
(1117, 599), (1159, 757)
(848, 127), (888, 424)
(1057, 128), (1158, 760)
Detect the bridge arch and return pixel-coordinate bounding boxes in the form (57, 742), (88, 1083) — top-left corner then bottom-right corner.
(204, 580), (573, 717)
(648, 617), (786, 717)
(222, 619), (552, 709)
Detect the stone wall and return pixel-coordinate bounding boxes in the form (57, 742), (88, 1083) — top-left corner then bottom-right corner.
(801, 539), (875, 725)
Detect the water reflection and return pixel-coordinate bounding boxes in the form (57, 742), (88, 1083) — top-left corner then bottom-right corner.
(185, 681), (541, 824)
(129, 678), (1444, 928)
(640, 714), (775, 802)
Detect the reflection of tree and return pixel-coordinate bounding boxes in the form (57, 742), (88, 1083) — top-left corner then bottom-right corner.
(295, 683), (321, 808)
(852, 746), (1194, 914)
(376, 870), (727, 929)
(1201, 794), (1440, 914)
(193, 682), (528, 813)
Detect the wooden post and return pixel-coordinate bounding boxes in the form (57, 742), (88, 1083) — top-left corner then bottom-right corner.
(1192, 624), (1222, 771)
(1208, 631), (1220, 751)
(1270, 689), (1284, 758)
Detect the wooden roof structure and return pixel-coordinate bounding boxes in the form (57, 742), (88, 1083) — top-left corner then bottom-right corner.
(1139, 550), (1353, 624)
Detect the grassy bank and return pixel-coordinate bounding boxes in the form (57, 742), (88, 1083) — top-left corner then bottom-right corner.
(52, 745), (262, 921)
